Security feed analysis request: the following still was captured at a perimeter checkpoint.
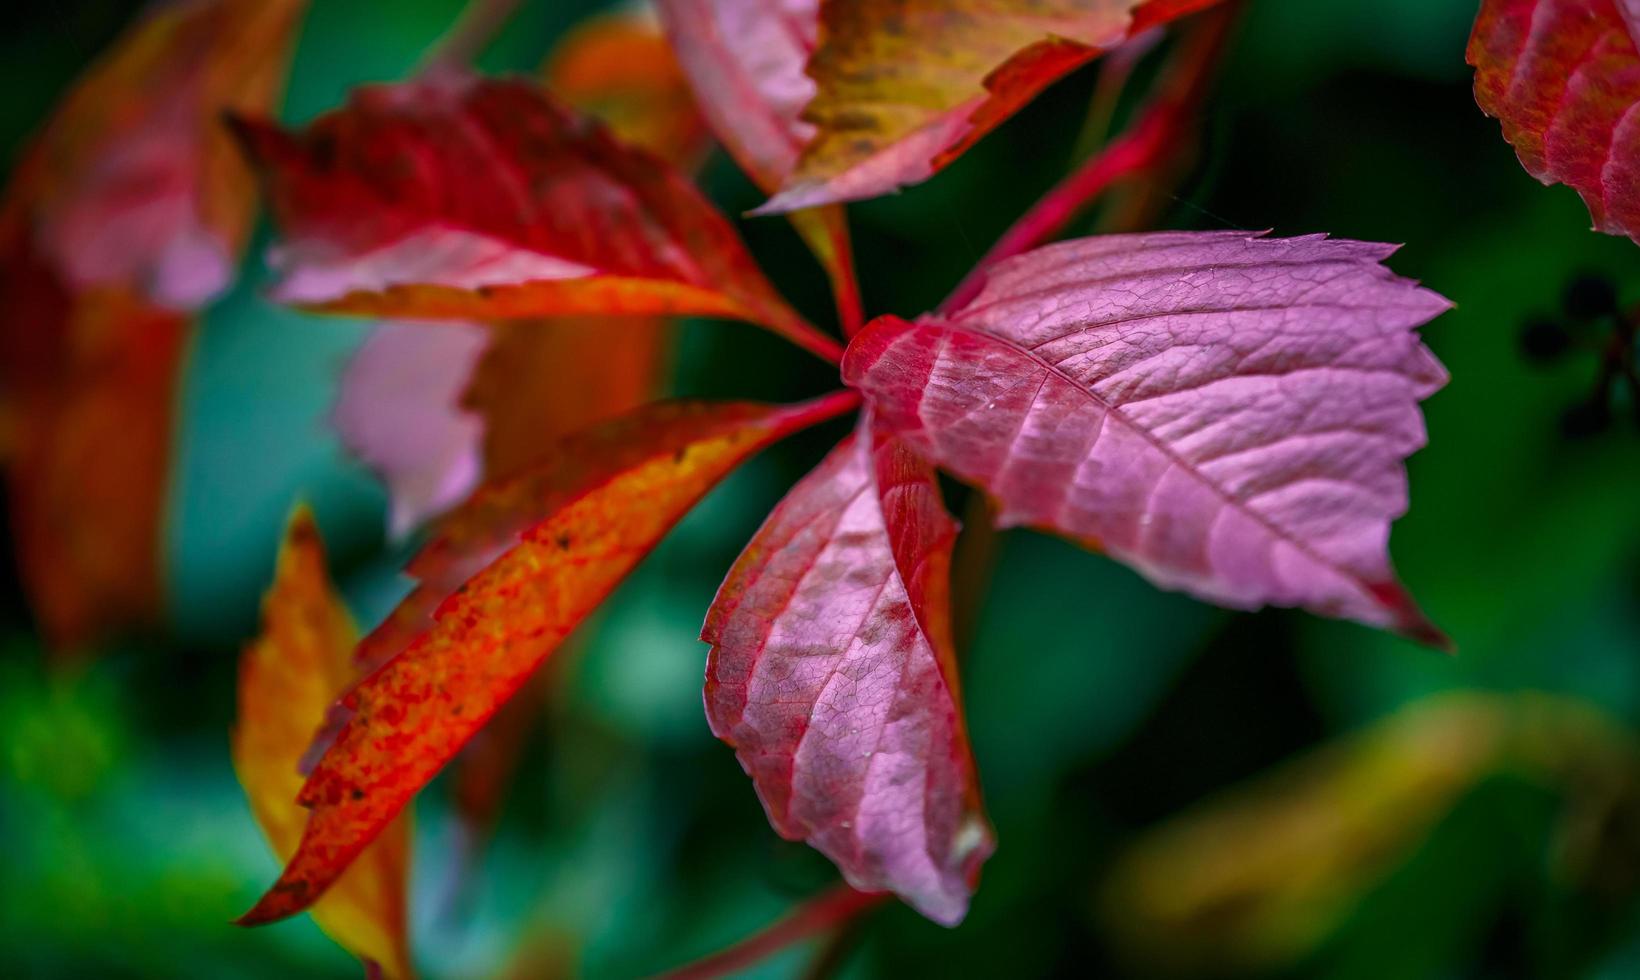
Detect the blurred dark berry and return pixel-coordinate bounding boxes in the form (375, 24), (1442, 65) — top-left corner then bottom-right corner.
(1563, 275), (1619, 321)
(1561, 398), (1612, 438)
(1520, 316), (1571, 362)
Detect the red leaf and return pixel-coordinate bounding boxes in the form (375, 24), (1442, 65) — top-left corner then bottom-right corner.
(237, 394), (855, 925)
(0, 281), (187, 651)
(228, 73), (841, 362)
(0, 0), (305, 651)
(1469, 0), (1640, 243)
(4, 0), (306, 309)
(702, 416), (994, 925)
(842, 232), (1451, 645)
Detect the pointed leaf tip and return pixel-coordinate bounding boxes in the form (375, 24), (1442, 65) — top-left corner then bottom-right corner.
(232, 506), (412, 976)
(242, 396), (856, 923)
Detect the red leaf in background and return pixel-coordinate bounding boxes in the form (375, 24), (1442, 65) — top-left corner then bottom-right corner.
(228, 74), (842, 361)
(6, 0), (306, 309)
(711, 0), (1223, 215)
(331, 17), (700, 539)
(238, 394), (856, 924)
(0, 282), (187, 651)
(1469, 0), (1640, 243)
(233, 507), (413, 979)
(654, 0), (820, 195)
(843, 232), (1451, 645)
(0, 0), (306, 651)
(702, 417), (993, 925)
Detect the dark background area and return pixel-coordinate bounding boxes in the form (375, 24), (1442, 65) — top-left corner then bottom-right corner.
(1, 1), (1636, 977)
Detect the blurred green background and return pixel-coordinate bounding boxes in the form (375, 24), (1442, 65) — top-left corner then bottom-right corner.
(2, 0), (1637, 977)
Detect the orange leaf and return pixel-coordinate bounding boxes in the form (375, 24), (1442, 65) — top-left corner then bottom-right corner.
(233, 507), (413, 978)
(544, 11), (711, 169)
(238, 394), (857, 924)
(753, 0), (1221, 214)
(464, 317), (670, 481)
(229, 74), (843, 362)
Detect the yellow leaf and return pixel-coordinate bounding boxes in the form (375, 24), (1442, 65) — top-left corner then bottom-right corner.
(232, 507), (414, 979)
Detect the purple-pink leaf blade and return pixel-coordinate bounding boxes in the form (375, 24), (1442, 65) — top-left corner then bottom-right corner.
(703, 418), (994, 926)
(843, 231), (1451, 646)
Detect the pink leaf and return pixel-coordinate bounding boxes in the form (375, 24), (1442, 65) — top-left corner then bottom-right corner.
(842, 231), (1451, 645)
(331, 321), (489, 538)
(702, 417), (995, 926)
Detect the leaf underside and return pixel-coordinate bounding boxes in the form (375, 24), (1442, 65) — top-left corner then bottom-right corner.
(703, 416), (993, 926)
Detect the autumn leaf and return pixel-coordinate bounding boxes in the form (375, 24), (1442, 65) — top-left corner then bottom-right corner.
(1469, 0), (1640, 244)
(544, 9), (711, 169)
(843, 231), (1451, 644)
(0, 282), (187, 651)
(703, 416), (993, 925)
(331, 17), (698, 540)
(0, 0), (306, 651)
(233, 507), (412, 978)
(741, 0), (1223, 214)
(237, 394), (857, 924)
(5, 0), (306, 308)
(228, 73), (842, 362)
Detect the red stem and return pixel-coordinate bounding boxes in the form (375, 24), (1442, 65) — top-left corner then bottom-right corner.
(830, 236), (867, 340)
(777, 313), (849, 365)
(656, 885), (886, 980)
(939, 7), (1237, 313)
(419, 0), (524, 73)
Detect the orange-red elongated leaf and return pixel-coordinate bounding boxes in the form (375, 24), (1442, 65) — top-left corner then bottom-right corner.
(843, 232), (1452, 645)
(751, 0), (1224, 214)
(233, 507), (412, 978)
(703, 417), (994, 925)
(1470, 0), (1640, 244)
(228, 73), (841, 362)
(237, 393), (858, 925)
